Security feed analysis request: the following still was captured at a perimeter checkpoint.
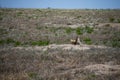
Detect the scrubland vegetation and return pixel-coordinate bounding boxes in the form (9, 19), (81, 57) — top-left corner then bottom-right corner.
(0, 8), (120, 80)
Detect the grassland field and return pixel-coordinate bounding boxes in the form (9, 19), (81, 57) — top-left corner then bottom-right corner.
(0, 8), (120, 80)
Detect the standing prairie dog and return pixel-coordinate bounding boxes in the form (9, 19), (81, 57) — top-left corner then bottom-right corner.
(70, 36), (81, 45)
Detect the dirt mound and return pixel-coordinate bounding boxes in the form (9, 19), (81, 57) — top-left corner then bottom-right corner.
(14, 44), (108, 51)
(84, 64), (120, 75)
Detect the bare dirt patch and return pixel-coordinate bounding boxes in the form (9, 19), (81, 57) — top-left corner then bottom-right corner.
(13, 44), (108, 51)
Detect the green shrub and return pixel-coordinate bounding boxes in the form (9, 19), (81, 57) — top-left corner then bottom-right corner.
(6, 38), (15, 44)
(111, 40), (120, 47)
(85, 26), (94, 33)
(76, 26), (94, 35)
(14, 41), (22, 46)
(76, 27), (83, 35)
(0, 39), (49, 46)
(0, 39), (14, 45)
(85, 74), (96, 80)
(0, 38), (22, 46)
(76, 15), (81, 19)
(84, 38), (92, 45)
(0, 40), (5, 45)
(0, 12), (4, 20)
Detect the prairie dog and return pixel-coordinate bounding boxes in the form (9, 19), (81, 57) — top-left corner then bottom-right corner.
(70, 36), (81, 45)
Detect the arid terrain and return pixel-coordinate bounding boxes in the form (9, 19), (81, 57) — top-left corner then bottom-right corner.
(0, 8), (120, 80)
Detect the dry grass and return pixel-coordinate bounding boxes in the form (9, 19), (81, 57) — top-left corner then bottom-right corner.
(0, 8), (120, 47)
(0, 8), (120, 80)
(0, 46), (120, 80)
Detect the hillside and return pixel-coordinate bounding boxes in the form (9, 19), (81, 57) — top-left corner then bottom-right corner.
(0, 9), (120, 47)
(0, 8), (120, 80)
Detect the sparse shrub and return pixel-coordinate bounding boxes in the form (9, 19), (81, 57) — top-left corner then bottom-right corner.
(0, 39), (12, 45)
(51, 28), (56, 33)
(103, 38), (120, 48)
(36, 9), (42, 12)
(84, 37), (92, 45)
(84, 73), (96, 80)
(14, 41), (22, 46)
(85, 26), (94, 33)
(17, 11), (23, 16)
(0, 12), (4, 15)
(117, 19), (120, 23)
(0, 38), (22, 46)
(76, 15), (82, 19)
(65, 27), (73, 34)
(0, 40), (5, 45)
(6, 38), (15, 44)
(55, 33), (58, 36)
(87, 74), (96, 79)
(67, 22), (72, 25)
(0, 28), (7, 35)
(28, 72), (37, 79)
(0, 12), (4, 21)
(0, 16), (3, 20)
(111, 40), (120, 47)
(36, 26), (42, 30)
(31, 40), (49, 46)
(76, 27), (83, 35)
(109, 17), (115, 22)
(28, 16), (32, 19)
(76, 26), (94, 35)
(45, 26), (48, 29)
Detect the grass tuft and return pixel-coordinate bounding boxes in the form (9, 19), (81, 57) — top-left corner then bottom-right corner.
(84, 37), (92, 45)
(27, 72), (38, 79)
(76, 27), (83, 35)
(109, 17), (115, 22)
(31, 40), (49, 46)
(117, 19), (120, 23)
(85, 26), (94, 33)
(65, 27), (73, 34)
